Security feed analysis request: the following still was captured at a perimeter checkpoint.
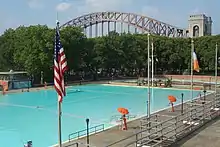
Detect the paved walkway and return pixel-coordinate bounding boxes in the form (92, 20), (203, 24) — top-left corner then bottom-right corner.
(173, 117), (220, 147)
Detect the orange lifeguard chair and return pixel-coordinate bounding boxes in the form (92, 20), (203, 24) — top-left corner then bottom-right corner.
(168, 95), (177, 112)
(117, 108), (129, 130)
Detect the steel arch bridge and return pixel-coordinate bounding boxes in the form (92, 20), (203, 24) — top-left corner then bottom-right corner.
(61, 11), (188, 38)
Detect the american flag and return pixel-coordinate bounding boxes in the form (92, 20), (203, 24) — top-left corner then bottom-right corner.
(54, 21), (67, 103)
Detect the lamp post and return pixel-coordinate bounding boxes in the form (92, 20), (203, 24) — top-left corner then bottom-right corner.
(215, 43), (218, 106)
(40, 71), (44, 85)
(203, 90), (207, 104)
(151, 40), (154, 87)
(86, 118), (89, 147)
(215, 43), (218, 94)
(191, 39), (194, 102)
(147, 33), (151, 118)
(155, 58), (158, 78)
(181, 93), (184, 114)
(27, 78), (30, 92)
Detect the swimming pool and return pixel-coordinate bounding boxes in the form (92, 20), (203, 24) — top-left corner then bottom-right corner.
(0, 84), (202, 147)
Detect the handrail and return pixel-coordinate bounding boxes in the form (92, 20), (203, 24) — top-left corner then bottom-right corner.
(68, 124), (104, 141)
(110, 114), (137, 121)
(107, 96), (220, 147)
(65, 142), (79, 147)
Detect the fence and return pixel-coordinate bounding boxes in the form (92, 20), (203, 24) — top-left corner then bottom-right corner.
(65, 142), (79, 147)
(110, 115), (137, 122)
(68, 124), (105, 141)
(106, 96), (220, 147)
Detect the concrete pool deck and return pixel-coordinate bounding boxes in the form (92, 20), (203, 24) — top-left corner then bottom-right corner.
(173, 117), (220, 147)
(2, 76), (214, 95)
(2, 81), (109, 94)
(57, 86), (219, 147)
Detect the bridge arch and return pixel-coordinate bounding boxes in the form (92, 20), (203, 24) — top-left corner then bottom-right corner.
(61, 11), (188, 38)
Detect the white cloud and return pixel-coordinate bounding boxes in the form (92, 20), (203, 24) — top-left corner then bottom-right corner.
(56, 2), (72, 12)
(27, 0), (43, 9)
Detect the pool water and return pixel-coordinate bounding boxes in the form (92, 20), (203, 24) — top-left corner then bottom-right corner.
(0, 84), (202, 147)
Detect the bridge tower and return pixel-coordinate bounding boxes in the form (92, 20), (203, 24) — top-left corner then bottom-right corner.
(188, 14), (212, 37)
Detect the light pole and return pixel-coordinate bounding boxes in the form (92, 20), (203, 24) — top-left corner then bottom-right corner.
(147, 33), (151, 118)
(86, 118), (89, 147)
(27, 78), (30, 92)
(155, 58), (158, 78)
(215, 43), (218, 106)
(181, 93), (184, 114)
(40, 71), (44, 85)
(190, 38), (194, 123)
(151, 40), (154, 86)
(203, 90), (207, 104)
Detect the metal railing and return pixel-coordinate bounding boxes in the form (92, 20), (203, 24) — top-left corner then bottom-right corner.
(110, 115), (137, 122)
(65, 142), (79, 147)
(68, 124), (104, 141)
(106, 96), (220, 147)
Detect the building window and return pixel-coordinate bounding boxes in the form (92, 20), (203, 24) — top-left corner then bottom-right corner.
(193, 25), (199, 37)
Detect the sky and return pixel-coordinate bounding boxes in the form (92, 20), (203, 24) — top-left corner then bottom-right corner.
(0, 0), (219, 35)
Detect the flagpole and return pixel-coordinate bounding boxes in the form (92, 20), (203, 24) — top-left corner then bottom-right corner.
(215, 43), (218, 102)
(190, 38), (194, 124)
(56, 12), (59, 22)
(151, 39), (154, 112)
(58, 98), (62, 147)
(191, 39), (194, 101)
(56, 19), (62, 147)
(151, 40), (154, 87)
(147, 33), (150, 118)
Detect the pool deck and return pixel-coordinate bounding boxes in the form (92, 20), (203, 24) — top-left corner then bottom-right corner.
(173, 117), (220, 147)
(56, 87), (219, 147)
(3, 77), (211, 95)
(3, 81), (109, 94)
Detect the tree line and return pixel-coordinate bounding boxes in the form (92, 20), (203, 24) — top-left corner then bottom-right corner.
(0, 25), (220, 83)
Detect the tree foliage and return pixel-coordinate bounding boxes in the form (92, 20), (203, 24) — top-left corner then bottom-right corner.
(0, 25), (220, 83)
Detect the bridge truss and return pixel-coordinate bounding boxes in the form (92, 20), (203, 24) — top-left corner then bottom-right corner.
(61, 11), (189, 38)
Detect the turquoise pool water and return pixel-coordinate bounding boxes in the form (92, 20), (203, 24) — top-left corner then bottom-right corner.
(0, 84), (202, 147)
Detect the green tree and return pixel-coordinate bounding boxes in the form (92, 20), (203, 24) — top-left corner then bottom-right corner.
(1, 24), (220, 83)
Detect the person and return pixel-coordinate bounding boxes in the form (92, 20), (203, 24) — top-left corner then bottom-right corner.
(44, 82), (47, 89)
(24, 140), (32, 147)
(121, 114), (127, 130)
(1, 85), (5, 95)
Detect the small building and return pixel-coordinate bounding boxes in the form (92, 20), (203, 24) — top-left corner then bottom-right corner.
(0, 70), (32, 90)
